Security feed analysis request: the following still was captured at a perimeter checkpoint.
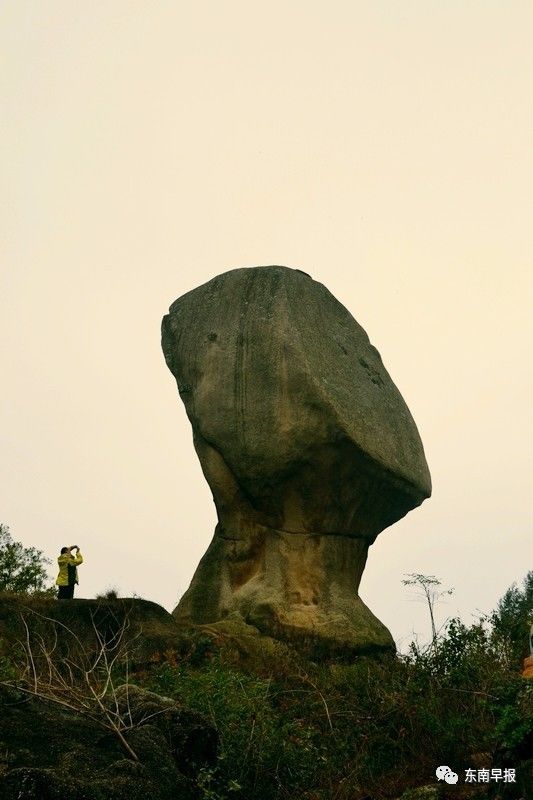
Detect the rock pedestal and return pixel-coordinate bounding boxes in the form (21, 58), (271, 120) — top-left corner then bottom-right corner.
(162, 266), (431, 654)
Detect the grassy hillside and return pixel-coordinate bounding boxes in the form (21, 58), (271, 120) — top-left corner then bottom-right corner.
(0, 575), (531, 800)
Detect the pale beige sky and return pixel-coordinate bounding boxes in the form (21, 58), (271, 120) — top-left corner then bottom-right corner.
(1, 1), (532, 648)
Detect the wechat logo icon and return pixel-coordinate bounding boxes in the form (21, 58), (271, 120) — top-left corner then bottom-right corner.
(436, 766), (459, 784)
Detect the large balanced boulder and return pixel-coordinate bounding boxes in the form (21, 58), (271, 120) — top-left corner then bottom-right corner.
(162, 266), (431, 655)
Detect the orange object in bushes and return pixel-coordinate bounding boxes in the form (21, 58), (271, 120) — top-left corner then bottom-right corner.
(522, 655), (533, 678)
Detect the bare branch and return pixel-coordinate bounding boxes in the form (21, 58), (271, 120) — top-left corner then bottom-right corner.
(2, 604), (143, 762)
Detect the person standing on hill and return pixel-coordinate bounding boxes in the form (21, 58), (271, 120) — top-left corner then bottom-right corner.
(56, 545), (83, 599)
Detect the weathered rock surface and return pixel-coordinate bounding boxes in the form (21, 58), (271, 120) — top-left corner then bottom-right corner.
(162, 266), (431, 654)
(0, 599), (218, 800)
(0, 682), (216, 800)
(0, 596), (183, 668)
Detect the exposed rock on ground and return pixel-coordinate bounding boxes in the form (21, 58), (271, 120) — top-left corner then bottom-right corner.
(162, 265), (431, 655)
(0, 598), (217, 800)
(0, 685), (216, 800)
(0, 595), (182, 668)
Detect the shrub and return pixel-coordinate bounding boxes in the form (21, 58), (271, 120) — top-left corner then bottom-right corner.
(0, 524), (52, 594)
(141, 574), (533, 799)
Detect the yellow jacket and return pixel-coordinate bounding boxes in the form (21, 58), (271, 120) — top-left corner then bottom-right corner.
(56, 550), (83, 586)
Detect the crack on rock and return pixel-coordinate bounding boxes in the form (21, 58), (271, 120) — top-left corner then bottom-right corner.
(217, 526), (368, 541)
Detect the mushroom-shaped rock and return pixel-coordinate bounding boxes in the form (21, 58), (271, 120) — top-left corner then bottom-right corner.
(162, 266), (431, 655)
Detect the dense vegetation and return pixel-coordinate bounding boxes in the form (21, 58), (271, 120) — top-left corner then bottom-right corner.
(0, 553), (531, 799)
(142, 572), (532, 800)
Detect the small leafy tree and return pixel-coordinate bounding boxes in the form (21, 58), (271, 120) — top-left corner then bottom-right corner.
(490, 570), (533, 668)
(0, 523), (52, 594)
